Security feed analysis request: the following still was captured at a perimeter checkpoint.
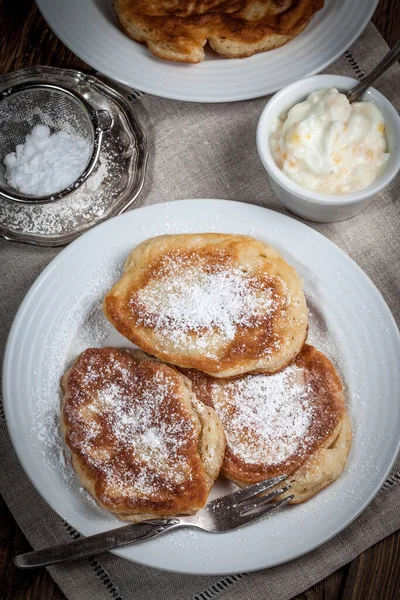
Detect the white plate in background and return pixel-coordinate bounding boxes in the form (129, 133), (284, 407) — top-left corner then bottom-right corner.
(36, 0), (378, 102)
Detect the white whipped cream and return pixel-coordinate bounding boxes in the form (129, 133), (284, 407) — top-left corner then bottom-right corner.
(270, 88), (389, 195)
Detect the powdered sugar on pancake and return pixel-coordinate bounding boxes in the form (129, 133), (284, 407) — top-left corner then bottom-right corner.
(64, 350), (199, 500)
(211, 365), (314, 465)
(131, 253), (279, 357)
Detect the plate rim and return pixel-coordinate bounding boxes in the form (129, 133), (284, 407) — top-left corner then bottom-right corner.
(35, 0), (379, 103)
(3, 198), (400, 574)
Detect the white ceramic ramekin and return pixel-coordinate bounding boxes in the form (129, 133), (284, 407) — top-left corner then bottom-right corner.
(256, 75), (400, 222)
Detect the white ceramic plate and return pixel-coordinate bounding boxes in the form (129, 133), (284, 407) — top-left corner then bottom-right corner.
(36, 0), (378, 102)
(3, 199), (400, 575)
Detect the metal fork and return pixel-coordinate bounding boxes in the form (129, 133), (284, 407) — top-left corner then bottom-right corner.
(15, 475), (292, 569)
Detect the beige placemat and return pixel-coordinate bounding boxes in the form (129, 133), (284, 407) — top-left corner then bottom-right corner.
(1, 22), (400, 600)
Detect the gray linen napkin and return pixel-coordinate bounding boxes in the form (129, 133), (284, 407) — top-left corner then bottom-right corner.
(1, 22), (400, 600)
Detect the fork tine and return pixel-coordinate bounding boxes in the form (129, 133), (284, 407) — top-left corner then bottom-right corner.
(239, 486), (291, 515)
(207, 475), (288, 511)
(232, 494), (294, 529)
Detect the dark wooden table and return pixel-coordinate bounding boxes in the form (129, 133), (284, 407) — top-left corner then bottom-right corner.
(1, 1), (400, 599)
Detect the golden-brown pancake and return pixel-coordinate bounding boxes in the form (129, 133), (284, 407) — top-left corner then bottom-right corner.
(61, 347), (225, 522)
(113, 0), (324, 63)
(103, 234), (308, 378)
(183, 345), (352, 503)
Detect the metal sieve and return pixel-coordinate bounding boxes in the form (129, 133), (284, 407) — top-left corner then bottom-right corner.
(0, 82), (111, 204)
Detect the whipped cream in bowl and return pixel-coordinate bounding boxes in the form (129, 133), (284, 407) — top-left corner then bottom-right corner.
(257, 75), (400, 222)
(270, 87), (389, 195)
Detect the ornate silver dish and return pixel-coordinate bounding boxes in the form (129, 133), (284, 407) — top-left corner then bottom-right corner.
(0, 66), (147, 246)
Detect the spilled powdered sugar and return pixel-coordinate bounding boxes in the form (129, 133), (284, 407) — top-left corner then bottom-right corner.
(31, 259), (122, 501)
(211, 365), (314, 465)
(132, 255), (275, 357)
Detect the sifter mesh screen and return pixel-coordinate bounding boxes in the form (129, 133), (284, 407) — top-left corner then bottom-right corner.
(0, 86), (95, 198)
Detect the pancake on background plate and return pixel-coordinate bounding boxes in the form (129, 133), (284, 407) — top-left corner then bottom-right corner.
(113, 0), (324, 63)
(61, 347), (225, 522)
(183, 345), (352, 503)
(103, 233), (308, 378)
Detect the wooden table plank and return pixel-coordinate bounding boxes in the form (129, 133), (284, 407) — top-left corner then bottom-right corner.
(0, 0), (88, 72)
(0, 494), (63, 600)
(341, 532), (400, 600)
(1, 1), (399, 599)
(371, 0), (400, 48)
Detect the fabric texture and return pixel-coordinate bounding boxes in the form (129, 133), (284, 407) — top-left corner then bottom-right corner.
(1, 22), (400, 600)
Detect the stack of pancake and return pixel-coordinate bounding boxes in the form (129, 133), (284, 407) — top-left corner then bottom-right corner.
(113, 0), (324, 63)
(61, 233), (351, 522)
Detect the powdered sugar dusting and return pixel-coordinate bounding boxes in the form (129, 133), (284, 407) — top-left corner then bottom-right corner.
(132, 253), (276, 358)
(68, 351), (197, 499)
(211, 366), (314, 465)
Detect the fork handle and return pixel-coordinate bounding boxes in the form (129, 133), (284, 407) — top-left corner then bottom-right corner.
(14, 519), (181, 569)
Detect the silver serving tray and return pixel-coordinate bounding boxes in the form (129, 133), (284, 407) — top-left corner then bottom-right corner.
(0, 66), (148, 246)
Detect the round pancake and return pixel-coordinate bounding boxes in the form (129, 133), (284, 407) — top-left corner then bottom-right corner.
(61, 347), (225, 522)
(182, 344), (352, 502)
(113, 0), (324, 63)
(103, 233), (308, 378)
